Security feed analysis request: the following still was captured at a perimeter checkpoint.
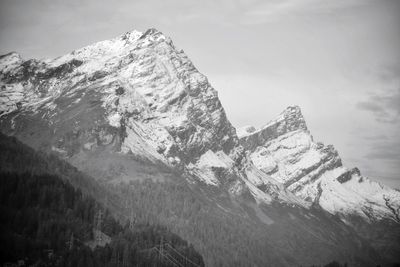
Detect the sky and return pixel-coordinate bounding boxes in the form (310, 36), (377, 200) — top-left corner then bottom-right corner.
(0, 0), (399, 188)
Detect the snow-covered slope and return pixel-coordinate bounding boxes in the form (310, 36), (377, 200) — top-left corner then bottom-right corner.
(0, 29), (236, 163)
(238, 106), (400, 222)
(0, 28), (308, 209)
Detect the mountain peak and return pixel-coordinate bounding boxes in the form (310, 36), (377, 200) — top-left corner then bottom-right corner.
(137, 28), (172, 45)
(0, 52), (23, 73)
(239, 104), (400, 223)
(120, 29), (143, 43)
(237, 106), (307, 140)
(237, 105), (308, 152)
(0, 51), (21, 60)
(282, 105), (302, 117)
(140, 28), (163, 37)
(271, 105), (307, 132)
(0, 28), (237, 172)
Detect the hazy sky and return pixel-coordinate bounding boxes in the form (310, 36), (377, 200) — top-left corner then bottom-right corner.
(1, 0), (399, 188)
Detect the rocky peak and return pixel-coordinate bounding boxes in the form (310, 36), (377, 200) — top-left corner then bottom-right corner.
(0, 52), (23, 74)
(121, 29), (144, 43)
(239, 105), (400, 222)
(138, 28), (167, 42)
(0, 28), (238, 175)
(261, 105), (308, 137)
(278, 105), (307, 131)
(238, 105), (308, 152)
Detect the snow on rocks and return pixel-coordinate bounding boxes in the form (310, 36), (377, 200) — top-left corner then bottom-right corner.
(1, 28), (398, 220)
(239, 106), (400, 221)
(0, 83), (24, 117)
(0, 52), (23, 73)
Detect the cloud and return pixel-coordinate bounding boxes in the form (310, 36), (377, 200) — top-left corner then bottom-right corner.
(362, 134), (389, 141)
(364, 141), (400, 180)
(366, 147), (400, 161)
(356, 88), (400, 123)
(377, 64), (400, 83)
(239, 0), (373, 25)
(363, 139), (400, 186)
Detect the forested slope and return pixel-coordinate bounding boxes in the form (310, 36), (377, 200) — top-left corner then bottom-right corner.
(0, 133), (204, 266)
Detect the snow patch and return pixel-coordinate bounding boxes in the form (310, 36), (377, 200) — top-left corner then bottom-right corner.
(108, 113), (121, 128)
(236, 125), (256, 138)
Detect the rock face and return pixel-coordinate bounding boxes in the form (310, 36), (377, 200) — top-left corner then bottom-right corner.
(239, 106), (307, 152)
(238, 106), (400, 222)
(0, 29), (236, 165)
(0, 28), (305, 207)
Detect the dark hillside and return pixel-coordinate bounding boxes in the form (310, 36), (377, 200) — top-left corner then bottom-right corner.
(0, 133), (204, 266)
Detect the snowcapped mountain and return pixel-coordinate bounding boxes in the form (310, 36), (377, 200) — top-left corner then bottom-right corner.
(1, 28), (399, 220)
(238, 106), (400, 222)
(1, 28), (399, 265)
(0, 28), (305, 207)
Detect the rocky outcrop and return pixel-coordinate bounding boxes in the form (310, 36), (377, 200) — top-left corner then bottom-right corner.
(336, 168), (360, 184)
(239, 106), (307, 152)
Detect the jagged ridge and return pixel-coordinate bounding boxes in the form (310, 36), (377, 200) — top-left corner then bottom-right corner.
(238, 106), (400, 222)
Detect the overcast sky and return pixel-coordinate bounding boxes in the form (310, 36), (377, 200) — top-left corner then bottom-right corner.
(1, 0), (399, 188)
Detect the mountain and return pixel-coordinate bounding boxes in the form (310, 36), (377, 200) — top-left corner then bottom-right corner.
(238, 106), (400, 222)
(0, 28), (399, 266)
(0, 28), (303, 207)
(238, 106), (400, 263)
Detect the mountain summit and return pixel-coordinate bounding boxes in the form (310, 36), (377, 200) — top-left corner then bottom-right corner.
(239, 105), (307, 151)
(1, 28), (399, 265)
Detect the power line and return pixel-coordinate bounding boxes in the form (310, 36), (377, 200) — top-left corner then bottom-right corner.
(164, 243), (201, 267)
(150, 242), (201, 267)
(153, 247), (182, 267)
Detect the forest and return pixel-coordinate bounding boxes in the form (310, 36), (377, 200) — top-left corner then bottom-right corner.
(0, 133), (203, 266)
(0, 171), (204, 266)
(0, 173), (204, 266)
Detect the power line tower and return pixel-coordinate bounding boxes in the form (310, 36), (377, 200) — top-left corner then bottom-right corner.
(94, 209), (104, 242)
(69, 233), (74, 250)
(124, 198), (129, 210)
(66, 232), (74, 250)
(125, 197), (136, 231)
(129, 209), (136, 231)
(105, 196), (109, 209)
(160, 236), (164, 262)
